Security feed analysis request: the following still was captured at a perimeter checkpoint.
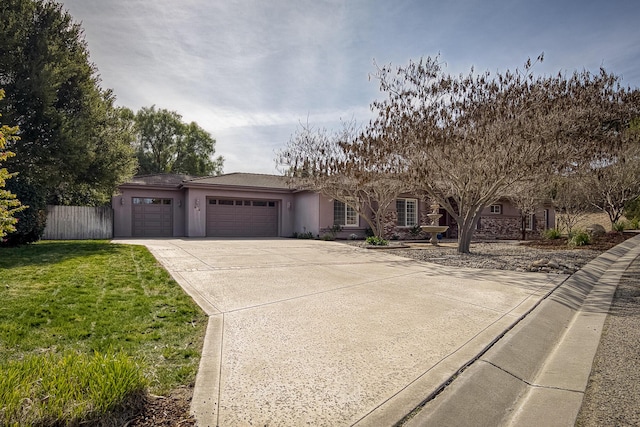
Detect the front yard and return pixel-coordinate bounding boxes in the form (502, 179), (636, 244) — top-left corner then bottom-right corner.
(0, 241), (207, 425)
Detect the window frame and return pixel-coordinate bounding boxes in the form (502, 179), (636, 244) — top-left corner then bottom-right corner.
(526, 213), (535, 231)
(333, 200), (358, 227)
(396, 198), (418, 227)
(489, 204), (502, 215)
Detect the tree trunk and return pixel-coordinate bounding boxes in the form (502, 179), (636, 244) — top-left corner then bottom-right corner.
(457, 223), (474, 253)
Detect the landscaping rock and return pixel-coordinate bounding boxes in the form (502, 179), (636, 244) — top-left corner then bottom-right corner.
(532, 258), (550, 267)
(586, 224), (607, 238)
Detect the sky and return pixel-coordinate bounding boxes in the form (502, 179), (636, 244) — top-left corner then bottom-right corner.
(59, 0), (640, 175)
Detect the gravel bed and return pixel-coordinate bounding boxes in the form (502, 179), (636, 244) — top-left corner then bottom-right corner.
(344, 240), (603, 274)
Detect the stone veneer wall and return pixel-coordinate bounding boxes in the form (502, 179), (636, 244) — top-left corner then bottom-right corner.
(475, 215), (545, 240)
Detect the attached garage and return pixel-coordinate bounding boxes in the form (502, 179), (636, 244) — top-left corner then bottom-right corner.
(132, 197), (173, 237)
(206, 198), (278, 237)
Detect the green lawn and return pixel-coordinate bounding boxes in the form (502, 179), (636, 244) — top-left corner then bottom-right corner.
(0, 241), (208, 424)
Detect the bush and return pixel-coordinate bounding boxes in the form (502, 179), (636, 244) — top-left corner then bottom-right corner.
(365, 236), (389, 246)
(2, 177), (47, 246)
(543, 228), (562, 240)
(623, 196), (640, 221)
(409, 224), (422, 236)
(569, 230), (591, 247)
(612, 221), (626, 232)
(295, 231), (314, 239)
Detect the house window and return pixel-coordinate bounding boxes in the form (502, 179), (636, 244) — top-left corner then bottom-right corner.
(526, 214), (535, 231)
(544, 209), (550, 229)
(396, 198), (417, 227)
(489, 204), (502, 214)
(334, 201), (357, 227)
(132, 197), (171, 205)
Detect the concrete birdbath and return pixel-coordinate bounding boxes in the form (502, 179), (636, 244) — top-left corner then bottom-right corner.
(420, 203), (449, 245)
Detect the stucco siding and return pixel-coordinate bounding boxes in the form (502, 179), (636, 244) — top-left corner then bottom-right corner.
(292, 192), (321, 236)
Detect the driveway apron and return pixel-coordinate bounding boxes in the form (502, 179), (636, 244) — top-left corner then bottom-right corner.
(113, 238), (564, 426)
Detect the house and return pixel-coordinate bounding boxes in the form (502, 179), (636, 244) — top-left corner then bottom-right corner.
(112, 173), (554, 240)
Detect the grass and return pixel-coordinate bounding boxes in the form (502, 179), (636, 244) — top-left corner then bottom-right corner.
(0, 241), (208, 425)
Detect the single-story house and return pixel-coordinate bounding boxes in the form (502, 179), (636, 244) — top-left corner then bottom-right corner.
(112, 173), (554, 240)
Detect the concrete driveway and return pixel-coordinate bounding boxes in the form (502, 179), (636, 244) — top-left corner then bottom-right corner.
(113, 238), (564, 426)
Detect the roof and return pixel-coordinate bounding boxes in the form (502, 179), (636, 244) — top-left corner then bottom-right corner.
(119, 172), (297, 191)
(121, 174), (195, 188)
(185, 173), (294, 190)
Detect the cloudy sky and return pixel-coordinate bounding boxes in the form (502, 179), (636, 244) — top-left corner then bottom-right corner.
(60, 0), (640, 175)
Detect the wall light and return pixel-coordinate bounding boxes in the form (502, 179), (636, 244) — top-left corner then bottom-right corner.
(194, 198), (200, 208)
(120, 197), (125, 205)
(178, 200), (182, 207)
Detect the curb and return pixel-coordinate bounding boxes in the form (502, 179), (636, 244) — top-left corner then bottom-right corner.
(403, 234), (640, 427)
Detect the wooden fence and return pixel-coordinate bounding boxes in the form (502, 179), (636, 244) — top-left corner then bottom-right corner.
(43, 205), (113, 240)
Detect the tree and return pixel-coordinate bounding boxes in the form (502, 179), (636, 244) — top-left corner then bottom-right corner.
(0, 89), (26, 239)
(0, 0), (137, 207)
(507, 179), (547, 240)
(133, 106), (224, 176)
(277, 120), (407, 238)
(579, 114), (640, 229)
(550, 176), (591, 234)
(364, 55), (638, 253)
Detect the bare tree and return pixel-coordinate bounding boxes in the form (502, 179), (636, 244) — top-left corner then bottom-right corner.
(581, 134), (640, 229)
(364, 55), (638, 253)
(507, 179), (547, 240)
(550, 176), (591, 234)
(276, 121), (406, 238)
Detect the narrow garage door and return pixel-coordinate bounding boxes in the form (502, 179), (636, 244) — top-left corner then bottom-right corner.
(206, 199), (278, 237)
(132, 197), (173, 237)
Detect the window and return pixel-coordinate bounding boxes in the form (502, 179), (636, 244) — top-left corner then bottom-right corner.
(334, 200), (358, 226)
(544, 209), (550, 229)
(396, 198), (417, 227)
(489, 204), (502, 214)
(526, 214), (535, 231)
(133, 197), (171, 205)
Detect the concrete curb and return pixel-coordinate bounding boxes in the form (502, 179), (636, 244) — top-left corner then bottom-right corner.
(404, 234), (640, 427)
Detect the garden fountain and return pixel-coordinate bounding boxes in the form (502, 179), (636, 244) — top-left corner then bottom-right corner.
(420, 203), (449, 245)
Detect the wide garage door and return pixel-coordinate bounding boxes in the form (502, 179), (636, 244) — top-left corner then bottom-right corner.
(132, 197), (173, 237)
(207, 198), (278, 237)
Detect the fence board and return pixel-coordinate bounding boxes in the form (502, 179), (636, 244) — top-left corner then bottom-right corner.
(43, 205), (113, 240)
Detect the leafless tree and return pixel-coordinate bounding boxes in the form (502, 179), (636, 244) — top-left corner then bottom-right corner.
(549, 175), (592, 234)
(276, 120), (406, 238)
(507, 179), (547, 240)
(581, 122), (640, 228)
(365, 55), (638, 253)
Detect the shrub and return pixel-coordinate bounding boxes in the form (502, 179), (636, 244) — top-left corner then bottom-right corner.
(543, 228), (562, 240)
(365, 236), (389, 246)
(631, 218), (640, 230)
(409, 224), (422, 236)
(2, 177), (47, 246)
(295, 231), (314, 239)
(612, 221), (626, 232)
(569, 230), (591, 247)
(623, 196), (640, 221)
(320, 233), (335, 241)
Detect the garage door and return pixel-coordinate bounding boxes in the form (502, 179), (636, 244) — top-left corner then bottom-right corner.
(206, 198), (278, 237)
(132, 197), (173, 237)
